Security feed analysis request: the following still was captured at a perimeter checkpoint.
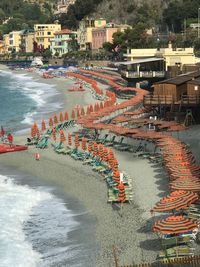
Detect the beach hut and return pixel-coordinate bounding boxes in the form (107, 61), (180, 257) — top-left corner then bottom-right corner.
(187, 79), (200, 98)
(153, 74), (198, 102)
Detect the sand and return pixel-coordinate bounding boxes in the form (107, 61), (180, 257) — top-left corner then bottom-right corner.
(0, 65), (171, 266)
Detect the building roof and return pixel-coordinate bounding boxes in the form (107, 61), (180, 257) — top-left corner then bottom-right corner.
(115, 57), (164, 66)
(187, 78), (200, 85)
(156, 75), (192, 86)
(156, 71), (200, 86)
(55, 29), (72, 35)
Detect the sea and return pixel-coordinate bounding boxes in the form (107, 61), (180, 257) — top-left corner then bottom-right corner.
(0, 69), (96, 267)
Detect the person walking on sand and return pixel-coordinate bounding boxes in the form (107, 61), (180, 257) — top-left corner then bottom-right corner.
(7, 133), (13, 146)
(35, 151), (40, 161)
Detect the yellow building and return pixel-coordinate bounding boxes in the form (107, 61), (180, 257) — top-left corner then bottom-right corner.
(0, 41), (6, 54)
(3, 34), (9, 53)
(21, 31), (34, 53)
(34, 24), (61, 50)
(124, 42), (196, 71)
(7, 31), (22, 53)
(77, 18), (106, 50)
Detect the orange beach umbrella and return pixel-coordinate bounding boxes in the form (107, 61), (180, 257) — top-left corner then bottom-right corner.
(74, 134), (80, 148)
(64, 111), (69, 121)
(54, 114), (58, 124)
(49, 116), (53, 127)
(60, 130), (66, 143)
(81, 136), (87, 151)
(118, 182), (126, 202)
(68, 132), (72, 146)
(153, 216), (198, 234)
(59, 112), (64, 122)
(52, 128), (56, 141)
(41, 119), (46, 131)
(71, 109), (76, 120)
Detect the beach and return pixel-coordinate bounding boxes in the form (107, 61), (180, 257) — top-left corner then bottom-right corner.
(0, 65), (170, 266)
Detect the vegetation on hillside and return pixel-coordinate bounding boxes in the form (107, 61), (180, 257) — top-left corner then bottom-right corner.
(0, 0), (55, 38)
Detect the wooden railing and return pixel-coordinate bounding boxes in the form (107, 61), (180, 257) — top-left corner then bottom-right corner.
(120, 255), (200, 267)
(143, 94), (200, 106)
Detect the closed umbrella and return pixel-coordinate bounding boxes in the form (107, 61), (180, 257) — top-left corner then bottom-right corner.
(41, 120), (46, 131)
(64, 111), (69, 121)
(81, 136), (87, 151)
(54, 114), (58, 124)
(60, 130), (66, 143)
(52, 128), (56, 142)
(103, 147), (108, 162)
(88, 141), (93, 153)
(93, 141), (98, 156)
(153, 216), (198, 234)
(68, 132), (72, 146)
(59, 112), (64, 122)
(74, 134), (80, 148)
(49, 117), (53, 128)
(81, 107), (85, 116)
(118, 182), (126, 202)
(71, 109), (76, 120)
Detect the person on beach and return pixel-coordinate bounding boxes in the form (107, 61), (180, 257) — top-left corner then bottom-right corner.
(35, 152), (40, 161)
(7, 133), (13, 146)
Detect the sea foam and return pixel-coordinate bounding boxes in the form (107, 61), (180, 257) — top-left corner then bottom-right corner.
(0, 174), (50, 267)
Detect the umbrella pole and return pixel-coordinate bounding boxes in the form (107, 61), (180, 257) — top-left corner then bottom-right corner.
(120, 202), (123, 217)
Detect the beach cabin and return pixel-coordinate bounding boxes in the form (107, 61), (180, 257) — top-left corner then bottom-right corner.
(187, 79), (200, 96)
(153, 71), (200, 102)
(153, 76), (191, 102)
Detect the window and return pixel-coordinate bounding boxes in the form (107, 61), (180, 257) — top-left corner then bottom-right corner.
(48, 32), (51, 35)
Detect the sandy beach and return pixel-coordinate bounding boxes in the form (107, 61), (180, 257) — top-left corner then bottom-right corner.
(4, 65), (200, 267)
(0, 65), (192, 266)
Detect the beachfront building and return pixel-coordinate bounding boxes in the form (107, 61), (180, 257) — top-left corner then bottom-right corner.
(6, 31), (22, 53)
(34, 24), (61, 50)
(50, 29), (77, 56)
(54, 0), (76, 15)
(3, 34), (9, 53)
(92, 23), (131, 51)
(20, 30), (34, 53)
(77, 18), (106, 50)
(0, 40), (6, 54)
(124, 42), (196, 71)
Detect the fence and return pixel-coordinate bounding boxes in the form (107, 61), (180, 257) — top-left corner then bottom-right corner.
(119, 255), (200, 267)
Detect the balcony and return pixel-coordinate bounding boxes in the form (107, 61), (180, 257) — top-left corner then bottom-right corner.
(121, 70), (165, 79)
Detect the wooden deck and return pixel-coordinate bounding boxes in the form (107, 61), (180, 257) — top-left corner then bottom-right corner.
(143, 95), (200, 107)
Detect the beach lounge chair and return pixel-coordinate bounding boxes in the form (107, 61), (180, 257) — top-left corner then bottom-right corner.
(96, 134), (108, 144)
(26, 137), (39, 145)
(158, 246), (194, 259)
(105, 136), (116, 147)
(52, 141), (63, 151)
(36, 136), (48, 149)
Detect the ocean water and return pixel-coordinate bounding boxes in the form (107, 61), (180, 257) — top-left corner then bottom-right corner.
(0, 70), (64, 133)
(0, 70), (96, 266)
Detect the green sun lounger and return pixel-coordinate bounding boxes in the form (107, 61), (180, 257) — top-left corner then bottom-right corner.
(36, 137), (48, 149)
